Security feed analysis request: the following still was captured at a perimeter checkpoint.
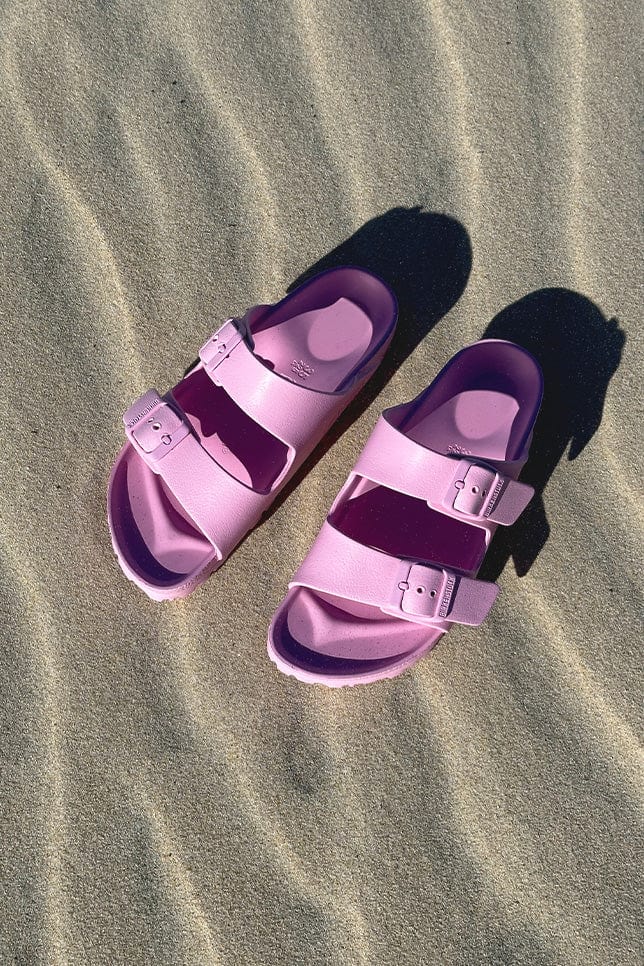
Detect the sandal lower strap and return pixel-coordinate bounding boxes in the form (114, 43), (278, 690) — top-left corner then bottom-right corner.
(123, 389), (266, 558)
(291, 522), (499, 627)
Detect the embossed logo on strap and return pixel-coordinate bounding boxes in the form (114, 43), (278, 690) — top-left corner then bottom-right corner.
(483, 476), (505, 517)
(438, 573), (457, 618)
(125, 390), (163, 430)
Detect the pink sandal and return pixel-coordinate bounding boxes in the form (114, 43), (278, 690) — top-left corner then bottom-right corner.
(268, 339), (543, 686)
(108, 268), (397, 600)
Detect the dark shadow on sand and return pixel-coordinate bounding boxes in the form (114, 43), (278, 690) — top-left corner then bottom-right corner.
(478, 288), (625, 581)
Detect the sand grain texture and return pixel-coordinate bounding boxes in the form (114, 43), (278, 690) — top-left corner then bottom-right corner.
(0, 1), (642, 964)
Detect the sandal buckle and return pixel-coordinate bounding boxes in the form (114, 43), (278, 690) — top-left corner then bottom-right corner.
(199, 318), (246, 371)
(386, 560), (456, 622)
(124, 390), (190, 464)
(448, 460), (502, 519)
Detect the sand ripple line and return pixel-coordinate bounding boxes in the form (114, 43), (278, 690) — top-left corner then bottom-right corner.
(554, 0), (590, 288)
(0, 59), (143, 385)
(153, 615), (356, 954)
(0, 564), (70, 965)
(418, 0), (485, 219)
(597, 441), (644, 522)
(4, 144), (141, 385)
(155, 614), (319, 895)
(412, 674), (592, 966)
(287, 0), (368, 222)
(163, 37), (285, 293)
(127, 782), (222, 964)
(298, 699), (373, 965)
(507, 578), (643, 797)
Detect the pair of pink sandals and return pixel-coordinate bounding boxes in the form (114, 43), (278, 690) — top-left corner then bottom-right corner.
(108, 267), (543, 686)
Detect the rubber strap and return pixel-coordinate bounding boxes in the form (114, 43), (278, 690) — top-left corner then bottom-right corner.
(353, 414), (533, 526)
(123, 390), (266, 558)
(198, 317), (344, 454)
(291, 522), (499, 627)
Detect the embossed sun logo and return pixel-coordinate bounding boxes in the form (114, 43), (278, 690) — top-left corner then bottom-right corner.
(291, 359), (315, 380)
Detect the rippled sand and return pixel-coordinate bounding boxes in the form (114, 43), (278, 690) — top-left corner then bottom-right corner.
(0, 1), (641, 963)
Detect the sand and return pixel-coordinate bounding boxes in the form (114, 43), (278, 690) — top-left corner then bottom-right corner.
(0, 0), (642, 963)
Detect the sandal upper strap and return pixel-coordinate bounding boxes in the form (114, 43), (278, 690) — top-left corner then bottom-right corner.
(291, 522), (499, 627)
(352, 414), (534, 526)
(198, 316), (345, 456)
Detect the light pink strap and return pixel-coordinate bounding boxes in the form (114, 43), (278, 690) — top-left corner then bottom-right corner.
(291, 522), (499, 627)
(124, 390), (266, 558)
(198, 318), (343, 453)
(353, 415), (533, 526)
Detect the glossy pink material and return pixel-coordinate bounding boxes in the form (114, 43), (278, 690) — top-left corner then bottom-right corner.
(108, 268), (398, 600)
(268, 339), (543, 686)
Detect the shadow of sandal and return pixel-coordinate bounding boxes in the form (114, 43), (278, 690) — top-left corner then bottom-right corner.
(478, 288), (625, 581)
(264, 206), (472, 519)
